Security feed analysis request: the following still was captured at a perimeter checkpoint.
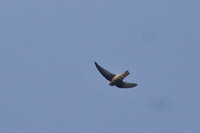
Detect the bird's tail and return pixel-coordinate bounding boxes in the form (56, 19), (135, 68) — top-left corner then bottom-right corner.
(121, 70), (130, 78)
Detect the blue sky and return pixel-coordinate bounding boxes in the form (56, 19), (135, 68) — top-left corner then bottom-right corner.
(0, 0), (200, 133)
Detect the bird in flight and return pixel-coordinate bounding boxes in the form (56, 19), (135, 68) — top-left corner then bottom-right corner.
(95, 62), (137, 88)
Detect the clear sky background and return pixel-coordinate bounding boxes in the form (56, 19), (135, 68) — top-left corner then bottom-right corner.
(0, 0), (200, 133)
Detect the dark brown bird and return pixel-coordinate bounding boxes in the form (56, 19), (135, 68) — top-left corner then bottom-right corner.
(95, 62), (137, 88)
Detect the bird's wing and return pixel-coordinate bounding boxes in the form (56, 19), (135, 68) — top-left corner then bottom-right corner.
(116, 82), (137, 88)
(95, 62), (116, 81)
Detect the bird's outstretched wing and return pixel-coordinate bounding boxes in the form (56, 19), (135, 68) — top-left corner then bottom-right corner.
(116, 82), (137, 88)
(95, 62), (116, 81)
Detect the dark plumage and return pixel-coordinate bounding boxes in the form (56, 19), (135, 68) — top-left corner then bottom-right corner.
(95, 62), (137, 88)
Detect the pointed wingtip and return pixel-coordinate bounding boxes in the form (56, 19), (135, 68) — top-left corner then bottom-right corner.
(94, 61), (100, 70)
(135, 84), (138, 87)
(132, 83), (137, 87)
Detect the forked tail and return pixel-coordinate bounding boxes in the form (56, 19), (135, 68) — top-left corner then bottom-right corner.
(121, 70), (129, 78)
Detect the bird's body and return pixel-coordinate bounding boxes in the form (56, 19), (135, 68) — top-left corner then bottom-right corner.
(109, 71), (129, 86)
(95, 62), (137, 88)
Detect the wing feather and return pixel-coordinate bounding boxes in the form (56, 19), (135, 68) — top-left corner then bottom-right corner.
(116, 82), (137, 88)
(95, 62), (116, 81)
